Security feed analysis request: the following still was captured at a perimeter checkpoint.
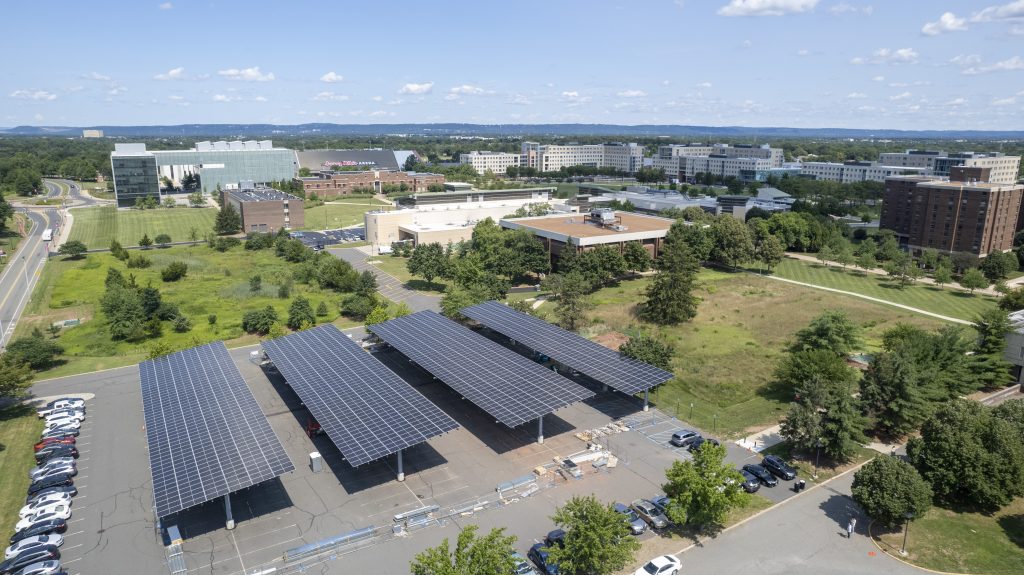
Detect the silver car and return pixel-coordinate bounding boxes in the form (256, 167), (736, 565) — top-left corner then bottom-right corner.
(631, 499), (669, 529)
(613, 502), (647, 535)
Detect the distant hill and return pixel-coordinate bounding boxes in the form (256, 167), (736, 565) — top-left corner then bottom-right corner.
(1, 123), (1022, 139)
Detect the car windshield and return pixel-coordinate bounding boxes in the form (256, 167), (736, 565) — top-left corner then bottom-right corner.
(643, 562), (660, 574)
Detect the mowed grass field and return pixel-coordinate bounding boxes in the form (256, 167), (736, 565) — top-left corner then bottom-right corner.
(530, 269), (949, 437)
(17, 245), (358, 377)
(769, 257), (998, 321)
(874, 497), (1024, 575)
(67, 206), (217, 248)
(0, 405), (43, 544)
(300, 199), (392, 231)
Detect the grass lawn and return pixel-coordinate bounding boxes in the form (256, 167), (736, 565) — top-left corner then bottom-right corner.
(17, 245), (359, 378)
(300, 201), (392, 231)
(760, 441), (875, 483)
(768, 258), (997, 322)
(0, 405), (43, 543)
(1, 214), (29, 263)
(367, 255), (450, 293)
(67, 205), (218, 248)
(873, 497), (1024, 575)
(531, 269), (947, 437)
(73, 180), (115, 200)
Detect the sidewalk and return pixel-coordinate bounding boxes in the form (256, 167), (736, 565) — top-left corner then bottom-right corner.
(329, 247), (440, 313)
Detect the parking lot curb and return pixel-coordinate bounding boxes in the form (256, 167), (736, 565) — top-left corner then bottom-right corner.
(671, 456), (876, 557)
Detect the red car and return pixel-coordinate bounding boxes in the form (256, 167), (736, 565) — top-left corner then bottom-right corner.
(33, 437), (75, 452)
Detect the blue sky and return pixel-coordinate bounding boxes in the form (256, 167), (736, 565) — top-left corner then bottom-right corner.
(2, 0), (1022, 130)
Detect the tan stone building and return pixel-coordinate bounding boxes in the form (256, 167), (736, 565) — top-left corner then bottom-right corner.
(222, 186), (304, 233)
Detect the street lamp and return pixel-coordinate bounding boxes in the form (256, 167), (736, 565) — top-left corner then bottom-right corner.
(900, 511), (914, 556)
(813, 438), (823, 480)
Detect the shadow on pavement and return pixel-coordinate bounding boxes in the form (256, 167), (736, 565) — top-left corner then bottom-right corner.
(818, 491), (866, 538)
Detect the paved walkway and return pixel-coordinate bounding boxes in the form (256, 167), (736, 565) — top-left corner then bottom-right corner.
(329, 247), (440, 312)
(787, 253), (1003, 297)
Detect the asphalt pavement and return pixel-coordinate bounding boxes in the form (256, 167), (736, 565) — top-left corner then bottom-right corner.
(0, 207), (56, 348)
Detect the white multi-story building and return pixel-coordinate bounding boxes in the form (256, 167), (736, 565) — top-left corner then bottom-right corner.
(878, 150), (1020, 185)
(458, 151), (522, 175)
(652, 143), (784, 181)
(801, 161), (927, 183)
(519, 142), (643, 173)
(683, 155), (775, 182)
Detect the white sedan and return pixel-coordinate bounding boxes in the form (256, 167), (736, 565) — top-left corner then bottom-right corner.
(19, 495), (72, 519)
(634, 554), (682, 575)
(28, 463), (77, 482)
(4, 535), (63, 560)
(15, 505), (71, 532)
(43, 418), (81, 432)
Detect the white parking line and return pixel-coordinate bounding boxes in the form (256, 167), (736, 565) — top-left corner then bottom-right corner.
(63, 557), (82, 565)
(62, 544), (83, 551)
(66, 530), (85, 537)
(67, 517), (87, 524)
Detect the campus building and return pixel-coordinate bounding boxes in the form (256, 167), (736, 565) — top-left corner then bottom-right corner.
(801, 161), (927, 183)
(459, 151), (522, 175)
(364, 187), (560, 253)
(519, 142), (644, 173)
(221, 183), (304, 233)
(651, 143), (784, 182)
(110, 141), (297, 207)
(293, 149), (407, 172)
(880, 175), (1024, 257)
(878, 150), (1021, 185)
(295, 170), (444, 198)
(499, 209), (674, 267)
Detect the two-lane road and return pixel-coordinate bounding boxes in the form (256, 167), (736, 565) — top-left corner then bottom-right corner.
(0, 207), (57, 348)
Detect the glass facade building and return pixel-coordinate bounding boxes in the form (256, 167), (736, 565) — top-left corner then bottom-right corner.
(110, 142), (297, 207)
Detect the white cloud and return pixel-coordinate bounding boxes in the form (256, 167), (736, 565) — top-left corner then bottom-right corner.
(971, 1), (1024, 22)
(508, 94), (531, 105)
(154, 66), (185, 80)
(560, 91), (591, 106)
(66, 86), (84, 92)
(962, 56), (1024, 74)
(10, 90), (57, 101)
(855, 47), (918, 65)
(449, 84), (489, 95)
(168, 95), (184, 101)
(158, 2), (173, 9)
(107, 85), (127, 96)
(370, 110), (393, 117)
(889, 91), (912, 100)
(950, 54), (982, 67)
(718, 0), (818, 17)
(217, 66), (274, 82)
(1012, 24), (1024, 34)
(796, 49), (809, 56)
(617, 89), (647, 97)
(83, 72), (111, 81)
(312, 91), (349, 101)
(561, 91), (580, 98)
(398, 82), (433, 95)
(993, 96), (1017, 106)
(443, 93), (460, 101)
(830, 2), (872, 15)
(872, 75), (885, 81)
(320, 71), (344, 83)
(372, 96), (383, 102)
(846, 92), (867, 99)
(946, 97), (968, 106)
(254, 96), (268, 102)
(741, 39), (753, 48)
(922, 12), (967, 35)
(33, 113), (44, 122)
(696, 81), (713, 88)
(212, 94), (240, 102)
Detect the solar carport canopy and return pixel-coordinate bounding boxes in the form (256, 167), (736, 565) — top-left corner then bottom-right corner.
(368, 310), (594, 428)
(139, 342), (294, 518)
(461, 300), (674, 395)
(262, 324), (458, 467)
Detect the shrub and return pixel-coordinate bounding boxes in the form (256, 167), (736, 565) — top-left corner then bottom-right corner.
(161, 261), (188, 282)
(287, 296), (316, 330)
(341, 293), (376, 320)
(126, 254), (151, 269)
(172, 315), (192, 333)
(241, 306), (278, 334)
(213, 236), (240, 252)
(154, 234), (172, 246)
(4, 336), (64, 369)
(316, 301), (329, 316)
(277, 282), (291, 299)
(155, 302), (180, 321)
(207, 314), (217, 325)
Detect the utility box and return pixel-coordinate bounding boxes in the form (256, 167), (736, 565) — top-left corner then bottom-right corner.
(310, 452), (323, 473)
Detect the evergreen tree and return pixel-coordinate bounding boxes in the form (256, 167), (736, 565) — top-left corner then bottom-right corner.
(214, 202), (242, 234)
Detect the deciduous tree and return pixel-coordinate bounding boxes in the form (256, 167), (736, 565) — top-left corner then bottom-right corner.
(545, 495), (640, 575)
(852, 457), (932, 530)
(57, 240), (87, 259)
(619, 334), (673, 371)
(410, 525), (517, 575)
(662, 443), (746, 533)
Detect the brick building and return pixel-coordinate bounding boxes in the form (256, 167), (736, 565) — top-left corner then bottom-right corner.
(881, 175), (1024, 257)
(222, 185), (304, 233)
(295, 170), (444, 198)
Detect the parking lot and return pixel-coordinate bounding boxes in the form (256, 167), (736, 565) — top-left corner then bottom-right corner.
(28, 340), (803, 575)
(291, 227), (365, 249)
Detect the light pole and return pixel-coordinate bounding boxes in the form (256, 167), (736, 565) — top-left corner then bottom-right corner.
(813, 438), (823, 480)
(900, 511), (914, 556)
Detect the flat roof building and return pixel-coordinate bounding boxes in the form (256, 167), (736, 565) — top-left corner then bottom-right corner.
(520, 142), (644, 173)
(879, 150), (1020, 185)
(294, 149), (402, 172)
(222, 183), (304, 233)
(295, 170), (443, 198)
(881, 175), (1024, 256)
(459, 151), (522, 175)
(801, 161), (927, 183)
(110, 141), (296, 207)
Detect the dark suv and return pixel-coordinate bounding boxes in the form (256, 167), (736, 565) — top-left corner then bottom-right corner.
(762, 455), (798, 480)
(739, 469), (762, 493)
(742, 463), (778, 487)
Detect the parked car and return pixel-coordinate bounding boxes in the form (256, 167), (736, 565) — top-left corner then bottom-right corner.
(633, 554), (682, 575)
(650, 495), (671, 516)
(512, 550), (540, 575)
(42, 419), (80, 432)
(28, 464), (76, 482)
(0, 547), (58, 574)
(43, 411), (84, 423)
(16, 506), (71, 533)
(39, 428), (78, 440)
(739, 469), (762, 493)
(41, 398), (84, 410)
(543, 529), (565, 549)
(613, 503), (647, 535)
(630, 499), (669, 530)
(4, 536), (62, 560)
(36, 400), (84, 417)
(742, 464), (778, 487)
(762, 455), (798, 481)
(34, 447), (77, 464)
(27, 476), (74, 498)
(25, 486), (76, 506)
(19, 496), (72, 519)
(8, 521), (66, 546)
(28, 459), (76, 474)
(527, 543), (558, 575)
(687, 437), (721, 452)
(33, 438), (74, 452)
(669, 429), (701, 448)
(8, 560), (63, 575)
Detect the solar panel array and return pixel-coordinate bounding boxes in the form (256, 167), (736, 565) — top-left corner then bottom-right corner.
(139, 342), (294, 518)
(461, 300), (674, 395)
(368, 311), (594, 427)
(262, 325), (459, 467)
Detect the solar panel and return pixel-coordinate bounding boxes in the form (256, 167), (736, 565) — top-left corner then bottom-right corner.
(262, 325), (458, 468)
(139, 342), (294, 518)
(367, 311), (594, 428)
(461, 300), (673, 395)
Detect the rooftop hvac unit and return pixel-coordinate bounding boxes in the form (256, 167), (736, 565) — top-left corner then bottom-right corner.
(590, 208), (616, 223)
